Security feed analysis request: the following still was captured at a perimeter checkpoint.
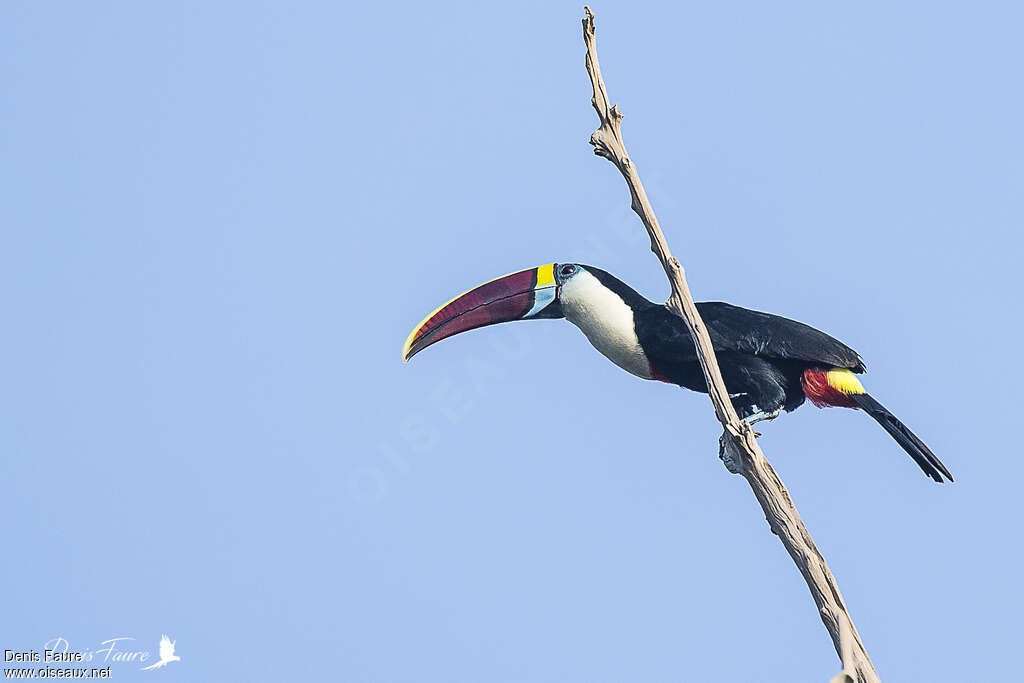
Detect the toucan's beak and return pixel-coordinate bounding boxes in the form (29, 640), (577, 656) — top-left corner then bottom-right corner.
(402, 264), (563, 362)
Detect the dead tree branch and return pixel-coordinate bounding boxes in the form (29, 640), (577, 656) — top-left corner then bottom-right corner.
(581, 8), (880, 682)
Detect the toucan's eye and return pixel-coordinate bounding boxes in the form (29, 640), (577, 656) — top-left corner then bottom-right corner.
(559, 264), (577, 277)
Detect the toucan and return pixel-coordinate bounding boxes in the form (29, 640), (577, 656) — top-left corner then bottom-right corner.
(402, 263), (953, 483)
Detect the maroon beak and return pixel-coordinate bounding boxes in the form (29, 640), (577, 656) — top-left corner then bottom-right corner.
(402, 264), (561, 361)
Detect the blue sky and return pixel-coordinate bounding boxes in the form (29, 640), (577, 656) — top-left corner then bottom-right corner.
(2, 2), (1022, 681)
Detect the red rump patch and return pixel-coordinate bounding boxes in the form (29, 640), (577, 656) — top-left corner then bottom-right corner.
(801, 368), (860, 408)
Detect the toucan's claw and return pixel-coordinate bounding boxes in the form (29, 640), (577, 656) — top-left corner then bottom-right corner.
(742, 408), (782, 426)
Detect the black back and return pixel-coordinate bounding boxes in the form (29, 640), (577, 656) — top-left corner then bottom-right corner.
(632, 300), (864, 372)
(699, 302), (865, 372)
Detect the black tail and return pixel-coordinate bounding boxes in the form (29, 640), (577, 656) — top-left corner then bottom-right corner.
(852, 393), (953, 483)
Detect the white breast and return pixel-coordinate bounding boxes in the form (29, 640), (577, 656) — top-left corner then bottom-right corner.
(559, 271), (653, 379)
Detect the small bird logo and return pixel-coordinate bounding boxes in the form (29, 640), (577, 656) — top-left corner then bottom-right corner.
(141, 635), (180, 670)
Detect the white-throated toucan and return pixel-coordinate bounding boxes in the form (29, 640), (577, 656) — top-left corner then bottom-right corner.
(403, 263), (952, 482)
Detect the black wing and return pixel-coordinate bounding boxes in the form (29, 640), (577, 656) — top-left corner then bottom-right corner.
(634, 302), (865, 372)
(697, 302), (866, 372)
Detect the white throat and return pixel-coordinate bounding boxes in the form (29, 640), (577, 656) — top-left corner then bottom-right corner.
(559, 271), (653, 379)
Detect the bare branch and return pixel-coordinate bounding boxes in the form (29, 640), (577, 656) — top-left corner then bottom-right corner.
(581, 8), (880, 682)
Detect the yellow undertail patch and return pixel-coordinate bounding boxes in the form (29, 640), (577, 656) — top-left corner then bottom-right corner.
(826, 368), (866, 395)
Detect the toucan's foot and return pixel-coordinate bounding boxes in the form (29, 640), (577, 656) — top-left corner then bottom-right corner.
(742, 408), (781, 426)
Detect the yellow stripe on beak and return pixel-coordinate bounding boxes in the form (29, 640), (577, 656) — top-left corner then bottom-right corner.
(535, 263), (555, 287)
(401, 286), (472, 362)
